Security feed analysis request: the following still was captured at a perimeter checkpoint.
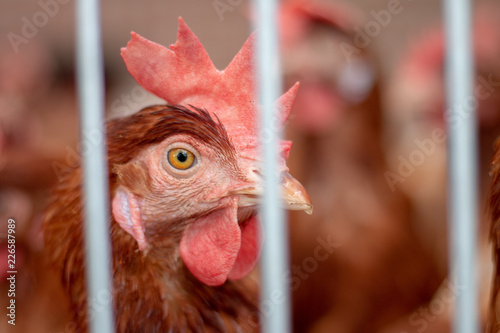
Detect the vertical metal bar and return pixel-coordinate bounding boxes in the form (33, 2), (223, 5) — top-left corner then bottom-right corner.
(253, 0), (291, 332)
(75, 0), (115, 332)
(444, 1), (478, 333)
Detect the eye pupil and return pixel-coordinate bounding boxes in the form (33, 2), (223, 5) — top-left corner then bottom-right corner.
(166, 147), (196, 171)
(177, 151), (188, 163)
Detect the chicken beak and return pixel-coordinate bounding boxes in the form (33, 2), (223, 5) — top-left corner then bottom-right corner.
(281, 172), (313, 214)
(234, 172), (313, 215)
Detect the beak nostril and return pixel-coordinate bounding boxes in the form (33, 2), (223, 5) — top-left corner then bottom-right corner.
(247, 168), (262, 183)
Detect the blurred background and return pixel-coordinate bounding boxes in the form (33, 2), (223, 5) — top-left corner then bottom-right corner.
(1, 0), (500, 332)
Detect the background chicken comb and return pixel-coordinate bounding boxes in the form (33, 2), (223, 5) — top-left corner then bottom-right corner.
(121, 17), (298, 157)
(279, 0), (363, 48)
(399, 4), (500, 81)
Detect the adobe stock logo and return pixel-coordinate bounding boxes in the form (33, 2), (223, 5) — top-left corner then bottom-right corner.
(213, 0), (243, 22)
(402, 278), (467, 333)
(7, 0), (72, 54)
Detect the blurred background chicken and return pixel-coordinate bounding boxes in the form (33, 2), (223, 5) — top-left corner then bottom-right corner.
(280, 1), (442, 332)
(0, 40), (78, 333)
(384, 3), (500, 331)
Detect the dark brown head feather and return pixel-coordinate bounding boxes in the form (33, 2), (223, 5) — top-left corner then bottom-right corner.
(107, 104), (235, 167)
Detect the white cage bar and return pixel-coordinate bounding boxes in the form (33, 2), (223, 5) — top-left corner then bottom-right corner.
(75, 0), (115, 332)
(253, 0), (292, 332)
(444, 0), (479, 332)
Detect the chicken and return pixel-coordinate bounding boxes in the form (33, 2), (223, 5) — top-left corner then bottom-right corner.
(386, 8), (500, 271)
(279, 1), (441, 332)
(43, 18), (311, 332)
(384, 5), (500, 332)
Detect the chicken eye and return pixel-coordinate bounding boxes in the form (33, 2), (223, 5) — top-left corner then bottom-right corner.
(167, 148), (196, 170)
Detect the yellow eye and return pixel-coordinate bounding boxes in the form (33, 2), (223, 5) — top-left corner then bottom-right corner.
(167, 148), (196, 170)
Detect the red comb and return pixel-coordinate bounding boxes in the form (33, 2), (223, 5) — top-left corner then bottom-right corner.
(121, 17), (298, 156)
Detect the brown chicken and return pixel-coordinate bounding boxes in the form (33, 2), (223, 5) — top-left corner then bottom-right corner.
(43, 18), (311, 332)
(385, 5), (500, 332)
(279, 1), (441, 332)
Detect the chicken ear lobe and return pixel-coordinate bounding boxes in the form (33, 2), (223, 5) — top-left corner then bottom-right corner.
(112, 187), (148, 251)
